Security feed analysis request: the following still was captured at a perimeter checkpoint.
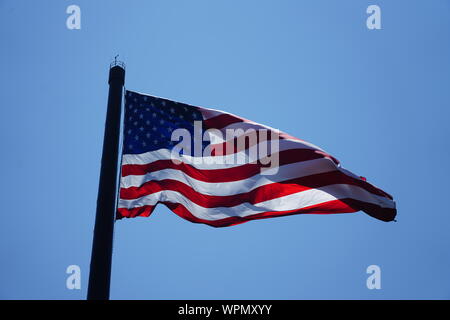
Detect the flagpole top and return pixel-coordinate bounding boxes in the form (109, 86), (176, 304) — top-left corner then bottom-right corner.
(110, 54), (125, 69)
(109, 56), (125, 85)
(110, 59), (125, 70)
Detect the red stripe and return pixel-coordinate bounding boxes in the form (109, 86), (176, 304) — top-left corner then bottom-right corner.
(197, 111), (340, 164)
(116, 198), (396, 227)
(120, 170), (392, 205)
(209, 131), (273, 156)
(203, 114), (243, 129)
(201, 112), (321, 151)
(117, 206), (153, 219)
(208, 135), (339, 165)
(121, 148), (326, 182)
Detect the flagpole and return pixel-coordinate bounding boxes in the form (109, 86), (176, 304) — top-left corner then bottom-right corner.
(87, 59), (125, 300)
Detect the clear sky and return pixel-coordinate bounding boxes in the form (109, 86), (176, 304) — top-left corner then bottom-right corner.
(1, 0), (449, 299)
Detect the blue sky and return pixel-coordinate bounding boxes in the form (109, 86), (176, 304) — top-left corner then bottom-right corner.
(1, 0), (449, 299)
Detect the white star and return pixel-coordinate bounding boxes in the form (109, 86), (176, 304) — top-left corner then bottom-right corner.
(127, 129), (132, 135)
(160, 119), (164, 124)
(153, 139), (158, 144)
(170, 107), (175, 113)
(146, 133), (151, 138)
(135, 135), (139, 140)
(139, 114), (144, 119)
(133, 121), (138, 126)
(146, 120), (150, 125)
(142, 141), (146, 147)
(152, 113), (157, 118)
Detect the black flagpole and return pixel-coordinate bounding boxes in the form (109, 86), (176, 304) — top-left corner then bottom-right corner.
(87, 59), (125, 300)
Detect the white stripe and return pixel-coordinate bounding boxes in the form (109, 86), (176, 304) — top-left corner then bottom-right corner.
(118, 184), (395, 221)
(217, 121), (324, 152)
(122, 139), (321, 169)
(120, 158), (338, 195)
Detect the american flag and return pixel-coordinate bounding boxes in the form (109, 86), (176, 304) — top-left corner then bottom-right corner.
(117, 90), (396, 227)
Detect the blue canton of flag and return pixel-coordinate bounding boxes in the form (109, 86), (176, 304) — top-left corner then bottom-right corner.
(123, 90), (204, 155)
